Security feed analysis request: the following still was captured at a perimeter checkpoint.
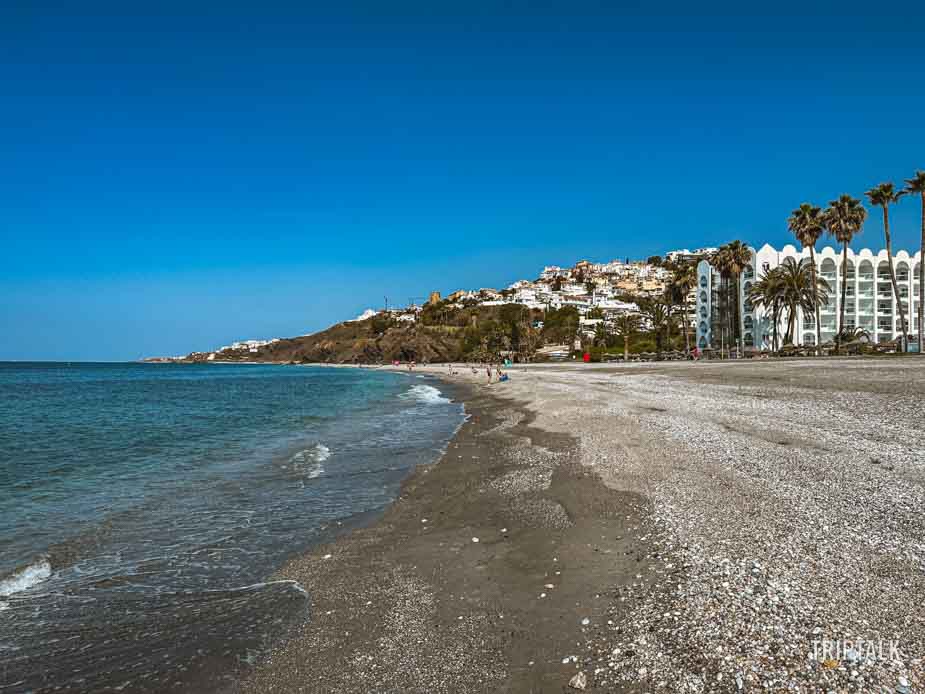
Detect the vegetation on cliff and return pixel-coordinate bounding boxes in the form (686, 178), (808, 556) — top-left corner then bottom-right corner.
(195, 303), (545, 364)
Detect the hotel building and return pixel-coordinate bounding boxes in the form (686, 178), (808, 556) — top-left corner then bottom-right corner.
(696, 244), (921, 349)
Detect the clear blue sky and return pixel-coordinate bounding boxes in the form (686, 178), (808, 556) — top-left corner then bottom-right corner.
(2, 1), (924, 360)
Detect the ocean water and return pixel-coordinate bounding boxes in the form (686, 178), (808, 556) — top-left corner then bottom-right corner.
(0, 363), (464, 693)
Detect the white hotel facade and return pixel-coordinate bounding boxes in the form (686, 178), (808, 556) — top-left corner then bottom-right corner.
(696, 244), (922, 350)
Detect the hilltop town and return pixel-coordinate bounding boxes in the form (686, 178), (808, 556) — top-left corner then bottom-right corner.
(152, 247), (715, 364)
(468, 248), (712, 308)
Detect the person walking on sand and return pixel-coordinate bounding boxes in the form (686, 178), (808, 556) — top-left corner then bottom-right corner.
(486, 364), (492, 383)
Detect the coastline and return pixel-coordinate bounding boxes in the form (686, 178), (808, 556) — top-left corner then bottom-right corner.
(239, 370), (654, 693)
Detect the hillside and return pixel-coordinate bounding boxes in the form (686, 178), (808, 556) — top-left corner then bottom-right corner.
(176, 301), (572, 364)
(255, 318), (465, 364)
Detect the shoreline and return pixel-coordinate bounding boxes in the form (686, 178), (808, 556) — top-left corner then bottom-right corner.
(239, 372), (654, 693)
(237, 359), (925, 692)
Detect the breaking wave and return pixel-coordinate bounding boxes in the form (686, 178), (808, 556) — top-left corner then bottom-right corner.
(0, 557), (52, 598)
(400, 384), (451, 405)
(288, 444), (330, 478)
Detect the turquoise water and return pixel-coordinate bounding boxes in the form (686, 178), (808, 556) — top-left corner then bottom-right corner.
(0, 362), (464, 692)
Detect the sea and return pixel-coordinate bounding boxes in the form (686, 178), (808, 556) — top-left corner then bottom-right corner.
(0, 362), (465, 693)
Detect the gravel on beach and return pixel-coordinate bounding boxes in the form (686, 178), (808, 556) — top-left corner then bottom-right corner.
(242, 358), (925, 693)
(504, 359), (925, 693)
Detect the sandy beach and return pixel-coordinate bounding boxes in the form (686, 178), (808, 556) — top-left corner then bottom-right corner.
(240, 358), (925, 693)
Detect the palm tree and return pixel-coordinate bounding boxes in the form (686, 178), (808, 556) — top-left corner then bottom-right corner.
(710, 246), (733, 356)
(776, 258), (830, 344)
(668, 261), (697, 355)
(724, 240), (753, 356)
(866, 183), (909, 351)
(787, 203), (826, 353)
(640, 298), (670, 358)
(710, 242), (751, 357)
(824, 195), (867, 353)
(904, 171), (925, 353)
(747, 267), (786, 351)
(613, 313), (640, 361)
(836, 325), (872, 348)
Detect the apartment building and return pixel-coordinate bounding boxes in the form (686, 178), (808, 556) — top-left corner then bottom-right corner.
(696, 244), (921, 349)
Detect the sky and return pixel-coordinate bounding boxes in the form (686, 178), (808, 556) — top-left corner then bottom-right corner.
(2, 1), (924, 361)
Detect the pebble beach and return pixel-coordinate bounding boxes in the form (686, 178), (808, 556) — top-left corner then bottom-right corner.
(242, 358), (925, 693)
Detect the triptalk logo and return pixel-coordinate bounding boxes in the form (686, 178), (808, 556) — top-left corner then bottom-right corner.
(812, 638), (904, 663)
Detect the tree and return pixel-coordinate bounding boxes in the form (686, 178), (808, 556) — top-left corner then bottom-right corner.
(516, 317), (542, 362)
(667, 261), (696, 354)
(825, 195), (867, 353)
(710, 246), (733, 355)
(866, 183), (909, 351)
(787, 203), (826, 353)
(728, 241), (752, 356)
(370, 312), (394, 335)
(541, 306), (580, 345)
(776, 258), (830, 344)
(747, 269), (785, 351)
(712, 241), (752, 356)
(639, 298), (670, 357)
(585, 280), (596, 296)
(613, 313), (641, 361)
(904, 171), (925, 354)
(836, 325), (872, 349)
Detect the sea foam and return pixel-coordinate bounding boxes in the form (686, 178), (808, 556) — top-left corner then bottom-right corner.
(401, 384), (451, 405)
(0, 558), (52, 598)
(289, 444), (330, 478)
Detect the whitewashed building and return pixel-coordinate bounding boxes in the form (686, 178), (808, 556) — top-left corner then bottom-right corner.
(540, 265), (568, 279)
(696, 244), (921, 349)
